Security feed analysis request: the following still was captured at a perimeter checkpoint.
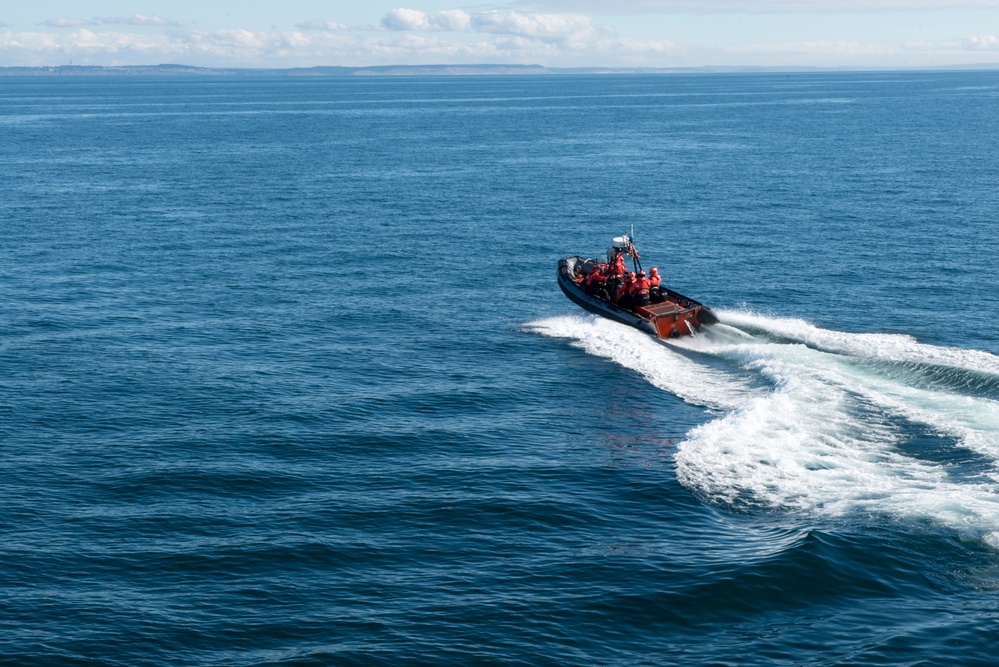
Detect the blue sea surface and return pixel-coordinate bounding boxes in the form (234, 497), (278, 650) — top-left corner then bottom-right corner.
(2, 71), (999, 665)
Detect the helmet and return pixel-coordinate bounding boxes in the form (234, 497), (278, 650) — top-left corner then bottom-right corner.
(628, 272), (636, 279)
(649, 267), (659, 274)
(638, 271), (646, 277)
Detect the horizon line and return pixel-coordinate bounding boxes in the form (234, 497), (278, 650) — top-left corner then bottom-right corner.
(4, 62), (999, 76)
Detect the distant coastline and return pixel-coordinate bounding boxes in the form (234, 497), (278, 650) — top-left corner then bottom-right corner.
(4, 63), (999, 77)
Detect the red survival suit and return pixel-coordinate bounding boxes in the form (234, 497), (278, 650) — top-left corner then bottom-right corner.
(633, 272), (651, 307)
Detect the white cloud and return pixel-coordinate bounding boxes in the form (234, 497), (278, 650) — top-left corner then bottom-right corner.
(900, 35), (999, 51)
(42, 18), (98, 28)
(471, 11), (599, 40)
(295, 19), (349, 31)
(433, 10), (473, 31)
(103, 15), (178, 27)
(382, 8), (432, 30)
(379, 8), (604, 45)
(380, 8), (471, 31)
(0, 24), (679, 68)
(3, 13), (999, 69)
(963, 34), (999, 49)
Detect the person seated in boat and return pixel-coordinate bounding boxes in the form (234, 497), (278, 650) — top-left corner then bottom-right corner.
(648, 266), (663, 302)
(648, 267), (661, 286)
(633, 271), (651, 308)
(584, 264), (605, 293)
(619, 271), (637, 308)
(589, 267), (612, 301)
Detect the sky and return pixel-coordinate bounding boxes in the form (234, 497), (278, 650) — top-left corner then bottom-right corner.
(2, 1), (999, 69)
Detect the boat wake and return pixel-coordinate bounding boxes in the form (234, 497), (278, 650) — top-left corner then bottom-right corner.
(528, 311), (999, 545)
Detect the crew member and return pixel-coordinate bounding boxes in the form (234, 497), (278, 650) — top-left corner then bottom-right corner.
(648, 266), (662, 302)
(620, 271), (637, 308)
(584, 264), (605, 294)
(610, 248), (627, 278)
(634, 271), (651, 307)
(648, 267), (661, 286)
(595, 266), (613, 301)
(606, 250), (626, 303)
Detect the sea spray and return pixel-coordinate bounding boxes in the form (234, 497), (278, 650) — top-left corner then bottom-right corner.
(532, 312), (999, 543)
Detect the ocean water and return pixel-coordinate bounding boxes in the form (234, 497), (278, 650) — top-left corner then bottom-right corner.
(2, 71), (999, 665)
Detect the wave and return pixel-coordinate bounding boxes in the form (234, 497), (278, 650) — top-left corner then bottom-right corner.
(718, 309), (999, 378)
(525, 315), (757, 412)
(528, 312), (999, 545)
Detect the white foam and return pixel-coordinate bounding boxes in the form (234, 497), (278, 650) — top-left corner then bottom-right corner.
(529, 311), (999, 543)
(809, 350), (999, 464)
(718, 309), (999, 376)
(699, 311), (999, 461)
(673, 339), (999, 540)
(526, 315), (756, 411)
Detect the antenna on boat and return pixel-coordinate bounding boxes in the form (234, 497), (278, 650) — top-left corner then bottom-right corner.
(629, 224), (642, 273)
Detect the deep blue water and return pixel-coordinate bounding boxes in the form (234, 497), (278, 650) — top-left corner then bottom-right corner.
(3, 71), (999, 666)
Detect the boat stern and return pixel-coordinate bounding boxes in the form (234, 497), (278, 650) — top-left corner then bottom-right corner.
(634, 302), (703, 338)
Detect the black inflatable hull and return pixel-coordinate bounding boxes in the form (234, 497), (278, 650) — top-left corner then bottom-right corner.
(558, 256), (717, 338)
